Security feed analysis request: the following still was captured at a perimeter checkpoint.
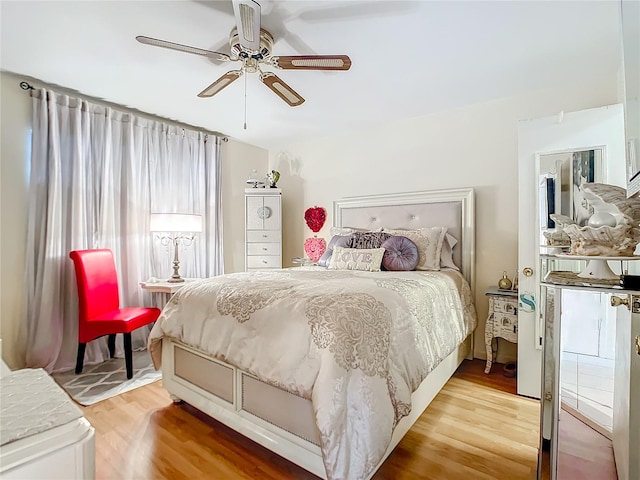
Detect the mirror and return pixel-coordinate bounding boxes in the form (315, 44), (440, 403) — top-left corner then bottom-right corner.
(537, 148), (617, 480)
(538, 285), (618, 480)
(538, 149), (605, 249)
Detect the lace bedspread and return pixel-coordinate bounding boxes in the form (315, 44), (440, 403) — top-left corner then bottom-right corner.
(148, 268), (476, 480)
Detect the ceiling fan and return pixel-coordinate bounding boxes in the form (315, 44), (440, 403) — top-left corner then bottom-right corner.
(136, 0), (352, 107)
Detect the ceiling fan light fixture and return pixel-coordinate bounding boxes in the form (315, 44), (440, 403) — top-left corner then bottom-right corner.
(137, 1), (351, 109)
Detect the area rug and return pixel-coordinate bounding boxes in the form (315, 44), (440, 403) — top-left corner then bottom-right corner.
(52, 350), (161, 406)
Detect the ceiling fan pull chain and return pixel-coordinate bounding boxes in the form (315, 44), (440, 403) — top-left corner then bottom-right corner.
(244, 72), (248, 130)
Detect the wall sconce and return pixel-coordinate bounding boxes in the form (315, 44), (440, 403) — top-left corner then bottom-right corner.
(150, 213), (203, 283)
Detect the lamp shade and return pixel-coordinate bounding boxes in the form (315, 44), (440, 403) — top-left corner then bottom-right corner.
(150, 213), (203, 233)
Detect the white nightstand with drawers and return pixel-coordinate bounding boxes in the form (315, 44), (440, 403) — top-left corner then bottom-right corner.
(484, 286), (518, 374)
(245, 188), (282, 272)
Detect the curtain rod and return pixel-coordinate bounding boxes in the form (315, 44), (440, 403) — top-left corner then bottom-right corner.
(17, 80), (229, 142)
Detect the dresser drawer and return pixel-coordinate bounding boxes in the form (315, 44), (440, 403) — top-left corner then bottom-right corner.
(247, 255), (282, 269)
(247, 243), (281, 255)
(491, 313), (518, 342)
(490, 296), (518, 316)
(247, 230), (281, 242)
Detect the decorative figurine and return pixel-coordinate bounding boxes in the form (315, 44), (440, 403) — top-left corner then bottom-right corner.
(561, 183), (640, 256)
(267, 170), (280, 188)
(498, 271), (513, 290)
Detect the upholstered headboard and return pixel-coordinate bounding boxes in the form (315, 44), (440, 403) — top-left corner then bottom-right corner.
(333, 188), (475, 289)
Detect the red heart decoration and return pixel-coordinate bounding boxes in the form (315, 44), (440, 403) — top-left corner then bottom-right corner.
(304, 237), (327, 263)
(304, 206), (326, 233)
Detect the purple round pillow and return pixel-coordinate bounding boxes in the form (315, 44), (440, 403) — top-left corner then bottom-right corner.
(381, 236), (419, 271)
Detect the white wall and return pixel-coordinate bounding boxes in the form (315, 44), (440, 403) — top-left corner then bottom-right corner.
(0, 73), (31, 370)
(0, 71), (267, 369)
(221, 139), (269, 273)
(269, 76), (620, 361)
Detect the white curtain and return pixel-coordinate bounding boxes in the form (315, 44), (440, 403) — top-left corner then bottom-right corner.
(24, 88), (223, 373)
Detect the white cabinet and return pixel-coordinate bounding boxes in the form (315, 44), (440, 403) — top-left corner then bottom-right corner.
(245, 188), (282, 272)
(538, 255), (640, 480)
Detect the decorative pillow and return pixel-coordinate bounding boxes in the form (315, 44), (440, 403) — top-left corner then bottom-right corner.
(383, 226), (447, 271)
(381, 236), (419, 271)
(317, 235), (351, 267)
(328, 246), (385, 272)
(329, 226), (382, 237)
(330, 227), (358, 237)
(346, 231), (392, 249)
(441, 233), (460, 270)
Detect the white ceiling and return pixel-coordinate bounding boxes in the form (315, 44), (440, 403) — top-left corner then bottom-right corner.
(0, 1), (623, 150)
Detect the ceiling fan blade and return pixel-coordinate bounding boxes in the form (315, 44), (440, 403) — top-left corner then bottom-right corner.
(260, 72), (305, 107)
(232, 0), (261, 52)
(136, 36), (231, 62)
(272, 55), (352, 71)
(198, 70), (243, 98)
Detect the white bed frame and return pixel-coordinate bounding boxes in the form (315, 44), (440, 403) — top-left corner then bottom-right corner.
(160, 188), (475, 479)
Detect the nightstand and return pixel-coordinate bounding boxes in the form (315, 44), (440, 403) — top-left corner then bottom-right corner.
(139, 278), (201, 294)
(484, 286), (518, 374)
(140, 278), (202, 308)
(292, 257), (314, 267)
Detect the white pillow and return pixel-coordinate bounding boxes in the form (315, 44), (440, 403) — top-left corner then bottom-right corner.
(441, 233), (460, 271)
(383, 227), (447, 271)
(328, 246), (385, 272)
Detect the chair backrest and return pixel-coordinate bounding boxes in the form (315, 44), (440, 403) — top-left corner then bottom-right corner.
(69, 249), (120, 322)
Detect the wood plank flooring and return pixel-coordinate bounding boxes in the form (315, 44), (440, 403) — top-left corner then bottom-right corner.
(81, 360), (540, 480)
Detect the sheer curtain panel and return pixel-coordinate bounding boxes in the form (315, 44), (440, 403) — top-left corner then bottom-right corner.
(24, 88), (223, 373)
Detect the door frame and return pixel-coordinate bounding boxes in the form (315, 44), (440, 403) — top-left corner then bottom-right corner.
(517, 104), (626, 398)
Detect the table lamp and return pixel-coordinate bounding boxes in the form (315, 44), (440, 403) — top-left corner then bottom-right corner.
(150, 213), (203, 282)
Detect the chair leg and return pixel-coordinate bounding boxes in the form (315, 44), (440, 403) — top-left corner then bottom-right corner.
(123, 332), (133, 379)
(107, 334), (116, 358)
(75, 343), (86, 374)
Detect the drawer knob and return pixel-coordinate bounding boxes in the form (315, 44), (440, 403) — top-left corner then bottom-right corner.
(262, 234), (267, 238)
(262, 260), (267, 264)
(263, 247), (267, 251)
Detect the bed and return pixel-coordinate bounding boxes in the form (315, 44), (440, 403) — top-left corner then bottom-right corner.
(148, 188), (476, 480)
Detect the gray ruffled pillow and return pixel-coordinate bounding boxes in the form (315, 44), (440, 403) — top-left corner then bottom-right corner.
(381, 236), (419, 271)
(346, 231), (392, 249)
(317, 235), (351, 267)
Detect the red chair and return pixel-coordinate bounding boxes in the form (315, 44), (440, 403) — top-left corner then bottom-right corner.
(69, 249), (161, 379)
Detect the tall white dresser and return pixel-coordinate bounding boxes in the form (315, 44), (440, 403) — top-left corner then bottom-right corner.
(245, 188), (282, 271)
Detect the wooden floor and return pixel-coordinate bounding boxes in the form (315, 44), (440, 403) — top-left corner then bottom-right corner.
(82, 359), (540, 480)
